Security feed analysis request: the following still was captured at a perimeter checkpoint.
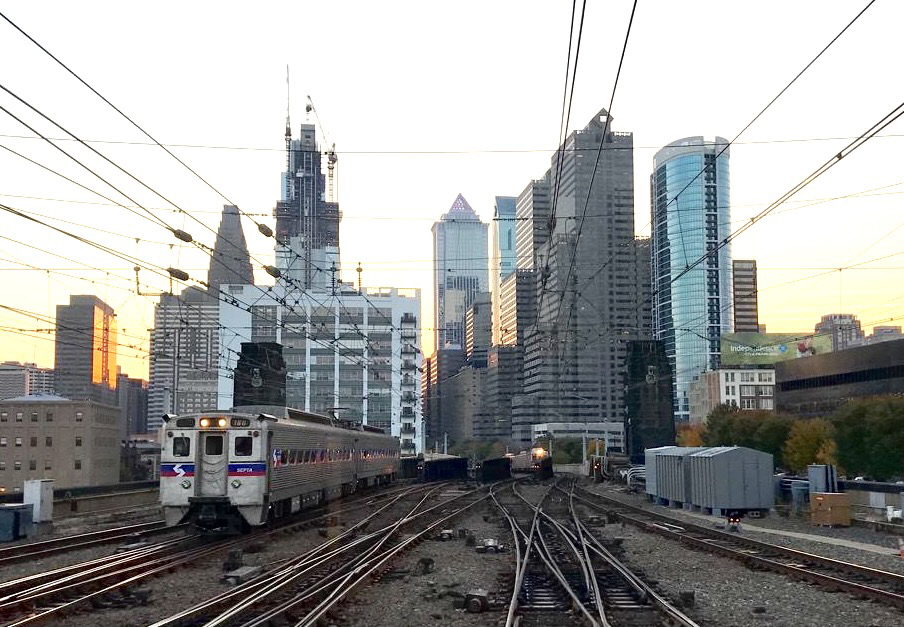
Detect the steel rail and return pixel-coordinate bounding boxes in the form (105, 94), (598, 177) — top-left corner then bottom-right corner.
(0, 521), (168, 567)
(270, 487), (492, 627)
(575, 488), (904, 610)
(208, 485), (448, 627)
(146, 483), (438, 627)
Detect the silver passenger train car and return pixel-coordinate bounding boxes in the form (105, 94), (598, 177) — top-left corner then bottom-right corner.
(159, 406), (399, 531)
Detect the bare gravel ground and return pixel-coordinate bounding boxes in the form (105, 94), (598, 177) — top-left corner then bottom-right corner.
(584, 483), (904, 575)
(337, 501), (514, 627)
(594, 521), (903, 627)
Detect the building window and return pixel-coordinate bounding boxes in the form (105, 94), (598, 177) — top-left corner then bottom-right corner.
(0, 412), (7, 422)
(30, 436), (37, 447)
(740, 372), (755, 382)
(758, 372), (773, 383)
(0, 437), (6, 447)
(74, 460), (82, 470)
(30, 412), (38, 422)
(75, 412), (83, 422)
(45, 412), (53, 422)
(29, 460), (36, 471)
(75, 436), (82, 447)
(44, 460), (52, 470)
(14, 437), (22, 447)
(0, 462), (4, 471)
(724, 385), (731, 396)
(15, 412), (22, 422)
(14, 461), (21, 471)
(741, 399), (757, 410)
(45, 436), (53, 447)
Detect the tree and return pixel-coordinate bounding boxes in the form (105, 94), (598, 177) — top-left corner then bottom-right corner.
(783, 419), (836, 473)
(702, 404), (741, 446)
(831, 396), (904, 480)
(752, 412), (795, 469)
(676, 424), (705, 447)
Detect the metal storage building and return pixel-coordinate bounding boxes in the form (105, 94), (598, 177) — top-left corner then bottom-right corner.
(652, 447), (704, 506)
(644, 446), (677, 499)
(688, 447), (774, 514)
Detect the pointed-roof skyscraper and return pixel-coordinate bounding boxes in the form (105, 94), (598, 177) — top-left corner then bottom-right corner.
(208, 204), (254, 295)
(432, 194), (488, 350)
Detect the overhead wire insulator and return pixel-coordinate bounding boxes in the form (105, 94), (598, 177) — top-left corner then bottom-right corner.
(258, 223), (273, 238)
(173, 229), (193, 243)
(264, 265), (282, 279)
(167, 267), (190, 281)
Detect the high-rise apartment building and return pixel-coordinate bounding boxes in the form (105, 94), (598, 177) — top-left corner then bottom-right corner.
(498, 270), (536, 348)
(117, 372), (149, 438)
(651, 137), (732, 423)
(514, 109), (651, 443)
(274, 122), (340, 290)
(432, 194), (488, 350)
(815, 313), (864, 351)
(54, 295), (117, 405)
(148, 204), (256, 431)
(0, 362), (54, 400)
(491, 196), (517, 345)
(733, 260), (759, 332)
(218, 285), (424, 455)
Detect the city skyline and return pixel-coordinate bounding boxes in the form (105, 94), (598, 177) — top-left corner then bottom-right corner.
(1, 2), (903, 377)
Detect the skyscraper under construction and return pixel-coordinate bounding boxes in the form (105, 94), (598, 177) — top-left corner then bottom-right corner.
(274, 116), (340, 291)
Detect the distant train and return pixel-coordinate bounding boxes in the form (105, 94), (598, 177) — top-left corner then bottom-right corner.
(509, 447), (554, 480)
(159, 407), (399, 532)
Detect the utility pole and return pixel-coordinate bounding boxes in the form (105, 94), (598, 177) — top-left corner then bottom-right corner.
(443, 432), (448, 455)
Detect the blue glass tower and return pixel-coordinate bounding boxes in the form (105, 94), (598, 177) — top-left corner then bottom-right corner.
(651, 137), (732, 423)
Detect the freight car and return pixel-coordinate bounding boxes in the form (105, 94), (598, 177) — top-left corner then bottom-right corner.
(159, 407), (399, 532)
(421, 453), (468, 481)
(477, 457), (512, 482)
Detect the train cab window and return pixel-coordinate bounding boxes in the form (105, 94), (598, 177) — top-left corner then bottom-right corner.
(234, 436), (253, 457)
(173, 437), (191, 457)
(205, 436), (224, 455)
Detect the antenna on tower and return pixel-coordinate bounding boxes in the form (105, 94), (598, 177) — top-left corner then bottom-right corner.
(356, 262), (363, 291)
(284, 65), (292, 203)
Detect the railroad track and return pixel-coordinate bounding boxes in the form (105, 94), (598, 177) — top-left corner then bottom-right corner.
(575, 487), (904, 611)
(0, 521), (174, 568)
(149, 482), (489, 627)
(0, 482), (434, 626)
(492, 479), (700, 627)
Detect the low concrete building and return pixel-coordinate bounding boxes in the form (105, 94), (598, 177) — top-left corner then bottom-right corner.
(0, 396), (121, 492)
(531, 421), (625, 455)
(776, 338), (904, 417)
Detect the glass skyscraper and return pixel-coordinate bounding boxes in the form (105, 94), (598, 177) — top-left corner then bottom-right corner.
(651, 137), (732, 423)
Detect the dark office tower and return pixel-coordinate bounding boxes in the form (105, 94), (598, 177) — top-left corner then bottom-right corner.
(465, 292), (492, 368)
(651, 137), (732, 423)
(514, 109), (647, 444)
(515, 178), (551, 272)
(233, 342), (286, 407)
(733, 260), (759, 332)
(274, 122), (340, 290)
(54, 295), (117, 405)
(625, 340), (675, 464)
(208, 205), (255, 296)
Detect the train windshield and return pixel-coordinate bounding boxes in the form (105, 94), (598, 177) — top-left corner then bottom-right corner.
(235, 436), (253, 456)
(173, 437), (191, 457)
(204, 435), (224, 455)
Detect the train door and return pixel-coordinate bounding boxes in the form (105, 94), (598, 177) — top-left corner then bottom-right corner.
(199, 432), (227, 496)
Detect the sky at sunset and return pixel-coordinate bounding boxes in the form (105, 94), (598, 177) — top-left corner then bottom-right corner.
(1, 1), (902, 379)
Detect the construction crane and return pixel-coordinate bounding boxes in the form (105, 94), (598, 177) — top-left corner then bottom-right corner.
(305, 96), (338, 203)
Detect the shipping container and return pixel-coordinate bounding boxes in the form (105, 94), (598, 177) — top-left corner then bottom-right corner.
(655, 447), (704, 505)
(644, 446), (678, 497)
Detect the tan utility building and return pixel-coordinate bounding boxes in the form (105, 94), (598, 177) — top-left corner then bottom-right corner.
(0, 396), (120, 493)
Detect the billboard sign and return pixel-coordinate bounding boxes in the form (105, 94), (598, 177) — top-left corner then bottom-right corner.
(720, 332), (832, 366)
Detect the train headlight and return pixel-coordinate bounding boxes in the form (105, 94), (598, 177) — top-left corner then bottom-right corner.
(217, 418), (228, 428)
(180, 479), (192, 489)
(231, 479), (242, 489)
(199, 418), (210, 428)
